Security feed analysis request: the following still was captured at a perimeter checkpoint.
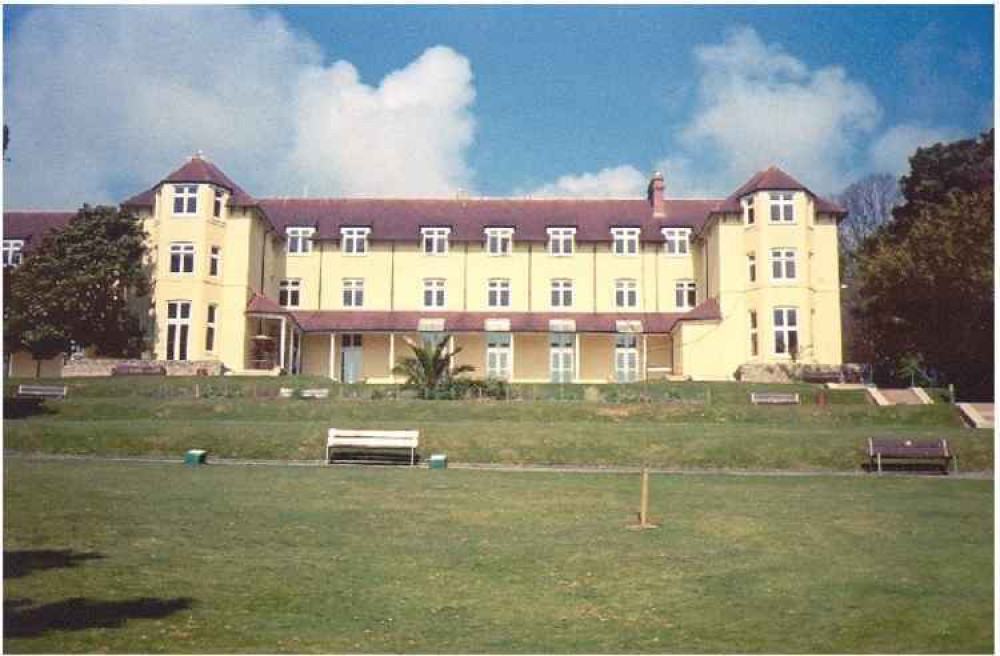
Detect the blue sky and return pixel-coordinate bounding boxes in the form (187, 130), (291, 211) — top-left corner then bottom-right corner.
(3, 4), (994, 208)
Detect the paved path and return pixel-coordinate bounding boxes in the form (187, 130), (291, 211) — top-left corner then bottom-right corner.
(5, 451), (993, 480)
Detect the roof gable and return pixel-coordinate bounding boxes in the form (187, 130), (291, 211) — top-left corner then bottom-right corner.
(718, 166), (845, 215)
(122, 155), (256, 208)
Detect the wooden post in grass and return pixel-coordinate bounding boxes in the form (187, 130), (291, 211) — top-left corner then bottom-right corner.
(639, 467), (650, 526)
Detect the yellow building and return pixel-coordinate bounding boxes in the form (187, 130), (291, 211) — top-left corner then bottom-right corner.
(3, 156), (844, 381)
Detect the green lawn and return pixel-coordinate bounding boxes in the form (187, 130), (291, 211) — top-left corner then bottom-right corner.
(3, 377), (992, 471)
(4, 459), (993, 653)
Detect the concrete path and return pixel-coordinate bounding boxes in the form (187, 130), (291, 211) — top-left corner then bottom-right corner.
(5, 450), (993, 480)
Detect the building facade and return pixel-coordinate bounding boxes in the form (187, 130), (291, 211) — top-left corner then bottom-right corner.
(3, 156), (845, 381)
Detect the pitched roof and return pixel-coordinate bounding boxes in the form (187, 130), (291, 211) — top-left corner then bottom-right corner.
(717, 166), (845, 215)
(256, 197), (721, 243)
(2, 211), (76, 251)
(122, 155), (256, 208)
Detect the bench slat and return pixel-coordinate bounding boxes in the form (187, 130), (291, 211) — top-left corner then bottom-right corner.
(326, 428), (420, 466)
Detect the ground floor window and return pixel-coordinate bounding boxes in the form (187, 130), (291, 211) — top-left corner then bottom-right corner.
(549, 333), (575, 383)
(614, 334), (639, 382)
(486, 333), (512, 380)
(205, 304), (218, 353)
(341, 333), (363, 382)
(749, 310), (758, 357)
(773, 307), (798, 356)
(166, 300), (191, 361)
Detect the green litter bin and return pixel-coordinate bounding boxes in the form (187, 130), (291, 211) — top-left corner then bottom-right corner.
(429, 454), (448, 470)
(185, 449), (207, 466)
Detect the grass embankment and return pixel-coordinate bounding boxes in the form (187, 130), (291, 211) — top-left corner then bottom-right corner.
(4, 459), (993, 653)
(4, 377), (991, 471)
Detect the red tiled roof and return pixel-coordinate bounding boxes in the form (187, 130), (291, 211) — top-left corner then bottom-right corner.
(122, 155), (256, 208)
(2, 211), (75, 251)
(284, 297), (721, 335)
(256, 197), (721, 243)
(717, 166), (845, 215)
(246, 293), (290, 315)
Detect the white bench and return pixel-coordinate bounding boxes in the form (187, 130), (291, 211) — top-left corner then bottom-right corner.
(750, 391), (800, 405)
(16, 385), (68, 400)
(326, 428), (419, 466)
(301, 388), (329, 399)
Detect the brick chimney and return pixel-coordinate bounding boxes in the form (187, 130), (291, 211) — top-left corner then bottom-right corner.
(647, 171), (665, 217)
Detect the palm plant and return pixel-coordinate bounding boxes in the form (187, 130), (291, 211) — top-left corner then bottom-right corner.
(392, 334), (475, 399)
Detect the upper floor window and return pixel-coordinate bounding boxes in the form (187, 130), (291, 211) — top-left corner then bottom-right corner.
(551, 279), (574, 308)
(675, 280), (696, 310)
(2, 240), (24, 267)
(769, 192), (795, 223)
(615, 279), (638, 308)
(743, 195), (755, 225)
(422, 227), (451, 255)
(209, 246), (221, 278)
(423, 278), (446, 308)
(485, 228), (513, 256)
(611, 228), (640, 256)
(279, 279), (301, 307)
(773, 307), (799, 356)
(662, 228), (691, 256)
(341, 227), (370, 255)
(213, 188), (224, 218)
(286, 227), (315, 255)
(205, 303), (218, 353)
(343, 278), (364, 307)
(487, 279), (511, 308)
(169, 242), (195, 274)
(173, 185), (198, 215)
(547, 227), (576, 256)
(747, 253), (756, 283)
(771, 248), (797, 281)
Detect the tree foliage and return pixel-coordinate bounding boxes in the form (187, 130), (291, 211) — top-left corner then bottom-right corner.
(392, 335), (475, 399)
(854, 130), (994, 398)
(4, 205), (150, 362)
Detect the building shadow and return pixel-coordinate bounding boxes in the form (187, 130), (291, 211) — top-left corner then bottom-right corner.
(4, 550), (105, 580)
(4, 596), (194, 638)
(3, 398), (55, 419)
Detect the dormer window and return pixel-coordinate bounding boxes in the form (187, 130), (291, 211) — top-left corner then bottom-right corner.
(611, 228), (640, 256)
(422, 227), (451, 255)
(662, 228), (691, 256)
(547, 228), (576, 256)
(743, 195), (755, 225)
(341, 227), (370, 255)
(485, 228), (513, 256)
(213, 188), (224, 218)
(173, 185), (198, 215)
(2, 240), (24, 267)
(769, 192), (795, 223)
(286, 227), (315, 255)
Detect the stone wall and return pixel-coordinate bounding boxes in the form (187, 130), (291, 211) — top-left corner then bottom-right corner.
(735, 362), (866, 384)
(62, 358), (223, 378)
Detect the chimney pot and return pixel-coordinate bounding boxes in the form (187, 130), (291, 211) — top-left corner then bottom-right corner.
(648, 172), (665, 217)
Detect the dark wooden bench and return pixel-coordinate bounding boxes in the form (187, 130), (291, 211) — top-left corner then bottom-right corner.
(867, 438), (957, 474)
(112, 362), (166, 376)
(750, 391), (800, 405)
(801, 370), (843, 384)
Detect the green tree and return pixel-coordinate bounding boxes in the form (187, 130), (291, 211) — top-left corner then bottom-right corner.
(392, 335), (474, 399)
(855, 130), (993, 398)
(4, 205), (150, 366)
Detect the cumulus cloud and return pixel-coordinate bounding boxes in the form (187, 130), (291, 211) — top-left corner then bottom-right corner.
(523, 165), (647, 198)
(870, 124), (963, 176)
(3, 7), (477, 208)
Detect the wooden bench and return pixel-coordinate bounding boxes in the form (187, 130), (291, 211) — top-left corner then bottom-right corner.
(801, 370), (843, 384)
(326, 428), (419, 466)
(111, 362), (166, 376)
(15, 385), (68, 401)
(867, 438), (957, 474)
(750, 391), (800, 405)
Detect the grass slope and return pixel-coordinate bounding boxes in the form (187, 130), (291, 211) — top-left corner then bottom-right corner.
(4, 459), (993, 653)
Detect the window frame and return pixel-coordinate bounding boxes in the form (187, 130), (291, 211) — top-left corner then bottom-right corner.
(485, 228), (514, 256)
(169, 242), (196, 275)
(749, 310), (758, 357)
(485, 332), (512, 380)
(550, 279), (574, 308)
(421, 227), (451, 256)
(549, 332), (575, 383)
(747, 253), (756, 283)
(614, 334), (640, 383)
(743, 195), (756, 225)
(770, 248), (797, 282)
(205, 303), (218, 353)
(286, 226), (315, 256)
(172, 185), (199, 216)
(2, 239), (24, 267)
(611, 227), (640, 256)
(342, 278), (365, 308)
(279, 278), (302, 308)
(341, 227), (371, 256)
(773, 307), (799, 356)
(423, 278), (447, 308)
(674, 280), (697, 310)
(487, 278), (511, 308)
(547, 227), (576, 256)
(165, 300), (192, 361)
(661, 228), (691, 256)
(614, 279), (638, 309)
(769, 191), (796, 224)
(209, 246), (222, 278)
(213, 187), (224, 219)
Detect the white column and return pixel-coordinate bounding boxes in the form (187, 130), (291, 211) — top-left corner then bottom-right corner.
(448, 335), (455, 373)
(295, 330), (303, 374)
(510, 333), (516, 382)
(330, 333), (337, 380)
(278, 317), (287, 371)
(642, 334), (648, 381)
(574, 333), (581, 382)
(389, 333), (396, 382)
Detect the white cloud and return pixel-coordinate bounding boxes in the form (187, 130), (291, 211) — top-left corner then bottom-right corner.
(3, 7), (477, 208)
(870, 124), (962, 176)
(523, 165), (647, 198)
